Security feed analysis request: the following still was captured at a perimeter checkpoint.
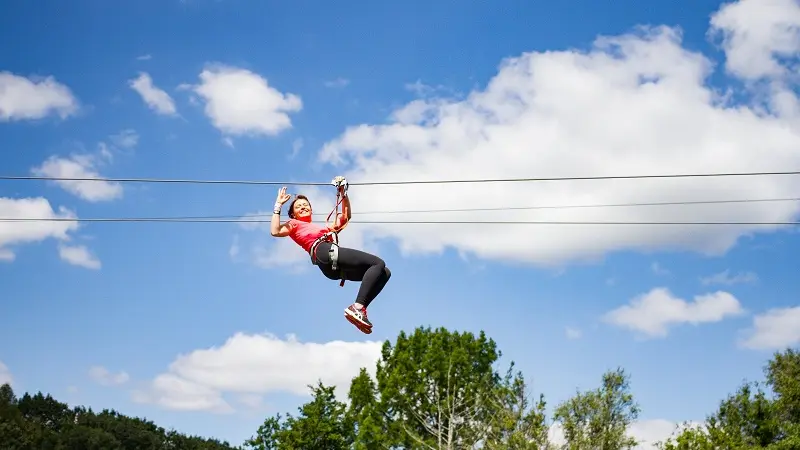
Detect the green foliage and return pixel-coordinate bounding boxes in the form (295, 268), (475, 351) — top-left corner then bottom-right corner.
(245, 382), (353, 450)
(552, 367), (640, 450)
(658, 347), (800, 450)
(248, 326), (556, 449)
(0, 384), (240, 450)
(481, 363), (549, 449)
(374, 326), (505, 448)
(245, 326), (799, 450)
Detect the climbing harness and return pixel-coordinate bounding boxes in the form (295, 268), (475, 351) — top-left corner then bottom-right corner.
(309, 176), (349, 287)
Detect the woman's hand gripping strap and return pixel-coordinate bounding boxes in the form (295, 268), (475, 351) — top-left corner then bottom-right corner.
(326, 176), (349, 234)
(327, 176), (349, 287)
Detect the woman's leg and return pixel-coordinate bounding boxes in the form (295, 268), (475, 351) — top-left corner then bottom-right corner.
(314, 243), (391, 308)
(335, 246), (391, 308)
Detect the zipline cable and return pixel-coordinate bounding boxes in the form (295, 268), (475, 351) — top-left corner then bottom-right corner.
(261, 196), (800, 217)
(0, 196), (798, 224)
(2, 169), (800, 186)
(0, 217), (797, 225)
(86, 195), (798, 221)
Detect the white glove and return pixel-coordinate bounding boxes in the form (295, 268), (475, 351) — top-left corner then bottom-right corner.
(331, 176), (348, 193)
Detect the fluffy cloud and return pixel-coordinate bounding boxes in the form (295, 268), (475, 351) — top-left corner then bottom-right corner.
(738, 305), (800, 349)
(0, 197), (78, 262)
(58, 244), (101, 270)
(603, 287), (744, 338)
(0, 361), (12, 386)
(89, 366), (129, 386)
(317, 7), (800, 267)
(709, 0), (800, 80)
(186, 65), (302, 139)
(0, 71), (78, 121)
(129, 72), (177, 115)
(700, 269), (759, 285)
(32, 153), (123, 202)
(132, 332), (382, 413)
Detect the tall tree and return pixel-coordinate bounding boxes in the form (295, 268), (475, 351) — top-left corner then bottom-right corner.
(481, 363), (550, 450)
(246, 381), (353, 450)
(346, 368), (386, 449)
(373, 326), (513, 449)
(552, 367), (640, 450)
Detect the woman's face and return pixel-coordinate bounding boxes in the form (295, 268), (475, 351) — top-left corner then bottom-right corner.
(292, 198), (312, 219)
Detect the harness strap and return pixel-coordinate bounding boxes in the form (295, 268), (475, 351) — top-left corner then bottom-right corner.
(310, 232), (346, 287)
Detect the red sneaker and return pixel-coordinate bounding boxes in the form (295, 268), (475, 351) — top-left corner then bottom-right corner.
(344, 304), (372, 334)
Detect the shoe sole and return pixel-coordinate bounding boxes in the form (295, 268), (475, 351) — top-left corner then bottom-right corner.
(344, 309), (373, 334)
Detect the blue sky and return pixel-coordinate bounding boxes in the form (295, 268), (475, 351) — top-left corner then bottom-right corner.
(2, 0), (800, 447)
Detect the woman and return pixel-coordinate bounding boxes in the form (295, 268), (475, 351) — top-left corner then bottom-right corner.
(270, 184), (391, 334)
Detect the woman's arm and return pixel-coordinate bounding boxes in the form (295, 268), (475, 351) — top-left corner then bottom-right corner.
(333, 191), (351, 230)
(271, 187), (292, 237)
(270, 212), (292, 237)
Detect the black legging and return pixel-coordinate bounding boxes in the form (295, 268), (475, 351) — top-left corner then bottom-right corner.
(312, 242), (391, 308)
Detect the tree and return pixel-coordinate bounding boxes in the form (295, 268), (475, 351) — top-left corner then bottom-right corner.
(373, 326), (508, 449)
(552, 367), (640, 450)
(481, 363), (550, 450)
(246, 326), (554, 450)
(246, 381), (353, 450)
(0, 383), (240, 450)
(658, 348), (800, 450)
(346, 368), (387, 449)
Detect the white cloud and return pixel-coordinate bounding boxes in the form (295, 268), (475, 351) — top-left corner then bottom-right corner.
(32, 153), (123, 202)
(317, 14), (800, 267)
(0, 197), (78, 261)
(0, 361), (12, 386)
(565, 326), (582, 339)
(709, 0), (800, 81)
(186, 64), (302, 139)
(738, 305), (800, 349)
(109, 129), (139, 148)
(132, 332), (382, 413)
(603, 287), (744, 338)
(0, 71), (78, 121)
(700, 269), (759, 285)
(136, 54), (152, 61)
(58, 244), (101, 270)
(324, 78), (350, 88)
(129, 72), (177, 115)
(89, 366), (129, 386)
(132, 373), (234, 414)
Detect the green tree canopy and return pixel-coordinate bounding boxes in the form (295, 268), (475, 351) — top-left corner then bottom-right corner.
(0, 383), (240, 450)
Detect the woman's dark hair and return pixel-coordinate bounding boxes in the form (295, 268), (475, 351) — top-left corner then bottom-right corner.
(287, 195), (311, 219)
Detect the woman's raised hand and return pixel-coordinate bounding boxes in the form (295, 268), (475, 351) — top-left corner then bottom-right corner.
(275, 186), (291, 205)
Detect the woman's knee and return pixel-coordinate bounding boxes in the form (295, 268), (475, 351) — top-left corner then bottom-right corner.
(383, 266), (391, 280)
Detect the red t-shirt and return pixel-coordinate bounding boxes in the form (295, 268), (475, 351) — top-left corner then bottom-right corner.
(287, 219), (329, 253)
